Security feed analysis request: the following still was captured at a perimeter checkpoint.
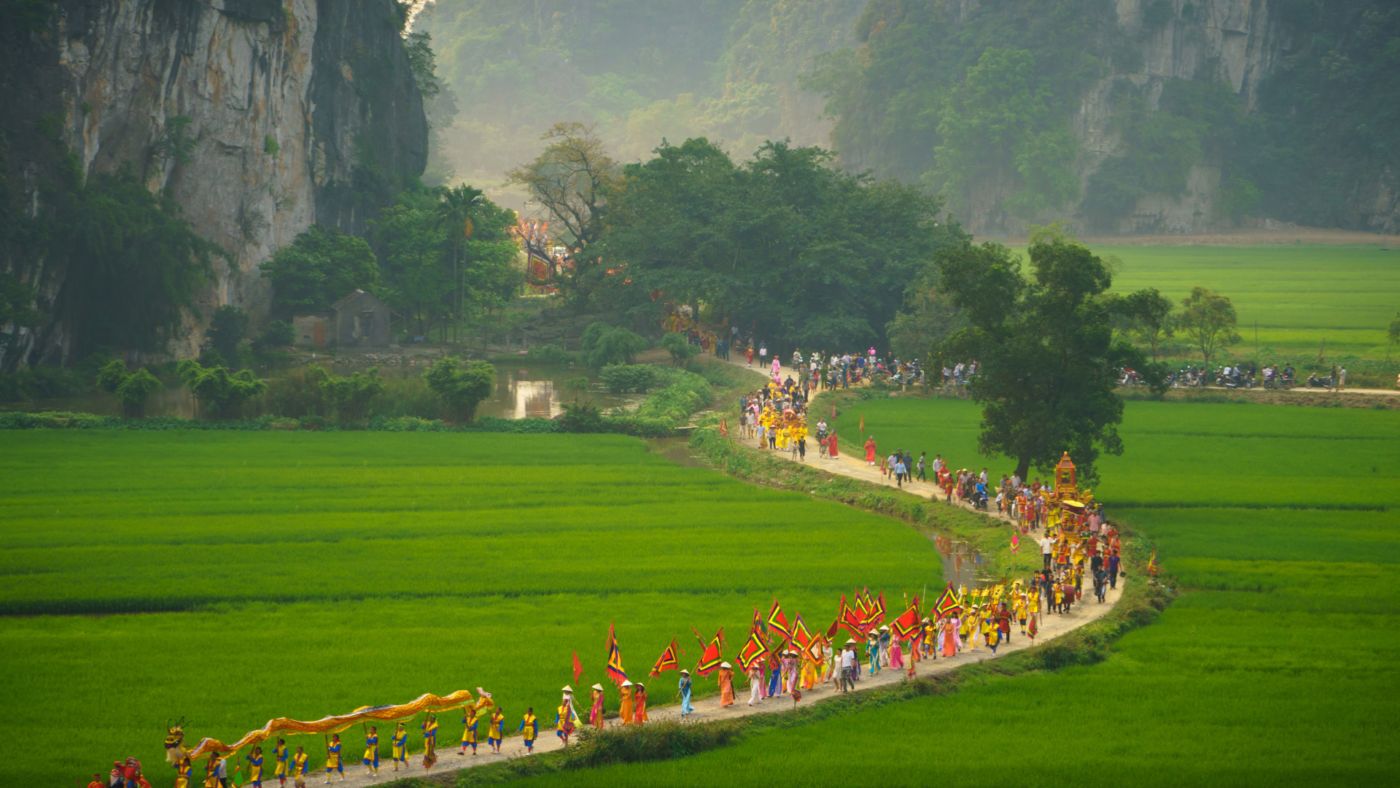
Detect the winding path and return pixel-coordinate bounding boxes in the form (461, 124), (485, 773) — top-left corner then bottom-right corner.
(320, 359), (1124, 786)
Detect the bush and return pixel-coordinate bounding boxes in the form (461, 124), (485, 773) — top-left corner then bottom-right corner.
(661, 332), (699, 366)
(261, 366), (330, 418)
(557, 402), (606, 432)
(178, 360), (267, 419)
(634, 368), (712, 424)
(115, 368), (161, 417)
(424, 357), (495, 423)
(522, 343), (576, 365)
(319, 367), (384, 424)
(367, 415), (448, 432)
(581, 321), (647, 368)
(252, 320), (294, 354)
(599, 364), (664, 393)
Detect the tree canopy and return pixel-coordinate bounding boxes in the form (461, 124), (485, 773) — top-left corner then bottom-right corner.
(602, 138), (964, 351)
(937, 238), (1156, 482)
(260, 226), (379, 318)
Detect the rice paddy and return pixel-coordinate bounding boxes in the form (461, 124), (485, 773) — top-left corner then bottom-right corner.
(549, 398), (1400, 785)
(0, 432), (945, 785)
(1097, 243), (1400, 360)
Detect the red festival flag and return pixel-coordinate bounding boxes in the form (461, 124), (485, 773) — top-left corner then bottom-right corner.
(852, 591), (870, 622)
(792, 614), (813, 648)
(892, 598), (921, 639)
(696, 635), (724, 676)
(767, 600), (792, 638)
(934, 583), (963, 617)
(605, 623), (628, 686)
(649, 639), (680, 677)
(571, 651), (584, 685)
(737, 631), (767, 672)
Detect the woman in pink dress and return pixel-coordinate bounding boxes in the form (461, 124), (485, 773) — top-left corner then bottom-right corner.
(864, 437), (877, 465)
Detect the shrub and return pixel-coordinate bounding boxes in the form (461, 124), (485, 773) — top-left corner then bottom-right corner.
(424, 357), (495, 423)
(115, 368), (161, 417)
(522, 343), (576, 365)
(178, 360), (267, 419)
(204, 305), (249, 365)
(319, 367), (384, 424)
(581, 321), (647, 368)
(599, 364), (663, 393)
(261, 366), (330, 418)
(96, 360), (128, 393)
(661, 332), (699, 366)
(557, 402), (606, 433)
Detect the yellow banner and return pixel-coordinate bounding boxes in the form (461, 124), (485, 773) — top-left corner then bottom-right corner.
(185, 690), (476, 761)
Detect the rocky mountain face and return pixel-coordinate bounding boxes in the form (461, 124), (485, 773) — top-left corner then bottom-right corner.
(1077, 0), (1282, 233)
(2, 0), (425, 365)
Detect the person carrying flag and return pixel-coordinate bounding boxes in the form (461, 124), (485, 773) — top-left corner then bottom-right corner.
(619, 680), (635, 724)
(555, 686), (579, 746)
(360, 727), (378, 777)
(390, 724), (408, 772)
(274, 739), (290, 786)
(323, 734), (343, 783)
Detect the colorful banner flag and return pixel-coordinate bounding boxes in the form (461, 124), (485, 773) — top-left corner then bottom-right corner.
(737, 631), (767, 671)
(792, 614), (812, 648)
(696, 635), (723, 676)
(649, 639), (680, 677)
(605, 623), (628, 686)
(891, 597), (921, 639)
(571, 651), (584, 685)
(934, 583), (963, 617)
(767, 600), (792, 637)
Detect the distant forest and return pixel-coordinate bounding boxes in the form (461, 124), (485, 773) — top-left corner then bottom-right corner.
(417, 0), (1400, 234)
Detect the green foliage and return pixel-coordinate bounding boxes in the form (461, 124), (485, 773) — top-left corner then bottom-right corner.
(522, 344), (576, 365)
(95, 359), (127, 394)
(557, 401), (607, 433)
(373, 184), (520, 338)
(631, 368), (712, 424)
(55, 171), (218, 356)
(603, 138), (964, 351)
(660, 332), (698, 366)
(262, 134), (279, 158)
(580, 322), (646, 369)
(599, 364), (664, 394)
(204, 305), (249, 365)
(260, 226), (379, 318)
(96, 361), (162, 417)
(316, 366), (385, 425)
(423, 356), (495, 422)
(114, 368), (160, 417)
(1176, 286), (1240, 365)
(177, 360), (267, 419)
(938, 238), (1151, 481)
(810, 0), (1119, 225)
(252, 320), (294, 355)
(1110, 287), (1175, 361)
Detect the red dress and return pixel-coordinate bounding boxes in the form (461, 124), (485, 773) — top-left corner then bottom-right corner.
(864, 439), (877, 463)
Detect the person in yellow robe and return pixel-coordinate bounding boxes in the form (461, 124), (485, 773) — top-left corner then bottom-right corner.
(245, 745), (265, 787)
(174, 756), (193, 788)
(390, 724), (408, 771)
(518, 708), (539, 753)
(290, 746), (308, 788)
(460, 708), (480, 756)
(273, 739), (289, 786)
(487, 707), (506, 754)
(618, 680), (635, 724)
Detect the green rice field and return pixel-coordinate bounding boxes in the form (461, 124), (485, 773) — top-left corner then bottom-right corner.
(556, 398), (1400, 785)
(0, 432), (945, 785)
(1098, 244), (1399, 360)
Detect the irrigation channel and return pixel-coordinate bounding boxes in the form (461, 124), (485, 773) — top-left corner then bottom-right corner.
(315, 359), (1125, 785)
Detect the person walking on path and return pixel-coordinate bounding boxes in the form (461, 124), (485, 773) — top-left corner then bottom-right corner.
(633, 684), (648, 724)
(747, 663), (764, 705)
(864, 436), (877, 466)
(718, 662), (736, 707)
(679, 670), (694, 716)
(588, 684), (605, 730)
(619, 681), (635, 725)
(518, 709), (538, 754)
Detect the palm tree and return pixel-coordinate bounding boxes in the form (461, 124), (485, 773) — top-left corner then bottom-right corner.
(435, 185), (485, 343)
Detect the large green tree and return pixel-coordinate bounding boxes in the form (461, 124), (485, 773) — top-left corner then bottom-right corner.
(938, 238), (1156, 482)
(259, 226), (378, 318)
(603, 138), (962, 350)
(373, 184), (520, 339)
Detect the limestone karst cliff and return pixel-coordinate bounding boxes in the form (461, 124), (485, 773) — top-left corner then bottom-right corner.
(0, 0), (426, 367)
